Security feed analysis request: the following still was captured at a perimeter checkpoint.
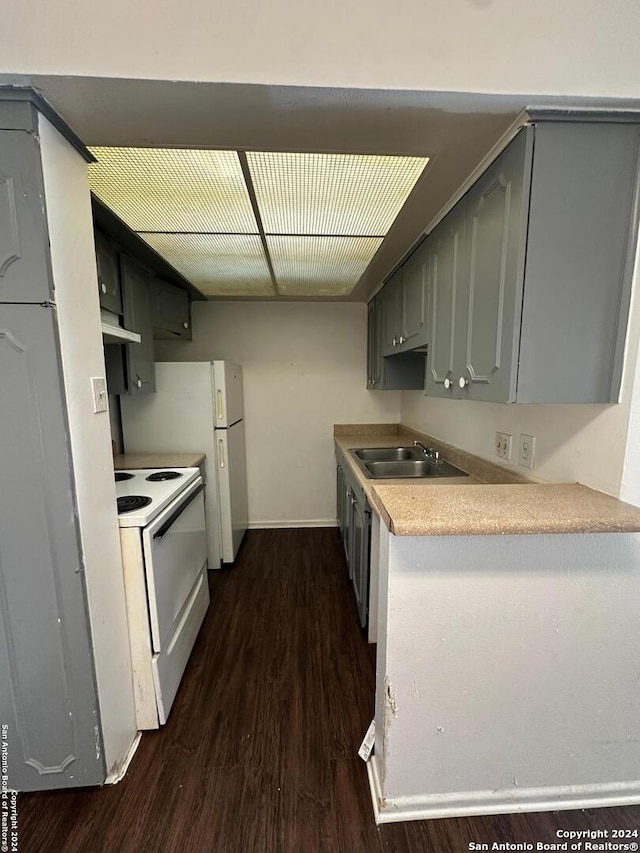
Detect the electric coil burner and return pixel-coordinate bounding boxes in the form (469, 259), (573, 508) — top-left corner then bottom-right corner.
(146, 471), (183, 482)
(115, 472), (135, 482)
(117, 495), (153, 514)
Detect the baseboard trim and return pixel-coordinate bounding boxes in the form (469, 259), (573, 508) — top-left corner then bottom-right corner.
(247, 519), (338, 529)
(105, 731), (142, 785)
(367, 766), (640, 824)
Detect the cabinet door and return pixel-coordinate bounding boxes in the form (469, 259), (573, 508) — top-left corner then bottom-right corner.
(0, 130), (52, 303)
(458, 127), (532, 402)
(122, 255), (156, 395)
(426, 202), (467, 398)
(401, 239), (429, 351)
(0, 304), (105, 790)
(350, 496), (364, 617)
(380, 270), (402, 357)
(150, 278), (191, 340)
(366, 301), (376, 388)
(372, 294), (384, 388)
(336, 465), (346, 544)
(95, 231), (122, 315)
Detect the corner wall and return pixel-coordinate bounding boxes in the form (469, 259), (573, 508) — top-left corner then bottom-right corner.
(155, 301), (401, 526)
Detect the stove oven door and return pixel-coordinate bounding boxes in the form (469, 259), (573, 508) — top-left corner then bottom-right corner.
(142, 478), (209, 723)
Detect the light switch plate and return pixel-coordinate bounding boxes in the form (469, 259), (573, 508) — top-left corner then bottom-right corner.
(91, 376), (108, 413)
(519, 434), (536, 468)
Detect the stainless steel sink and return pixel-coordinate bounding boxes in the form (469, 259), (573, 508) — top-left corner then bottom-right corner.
(349, 448), (469, 479)
(354, 446), (422, 462)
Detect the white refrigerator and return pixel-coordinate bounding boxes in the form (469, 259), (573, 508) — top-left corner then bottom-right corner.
(120, 361), (248, 567)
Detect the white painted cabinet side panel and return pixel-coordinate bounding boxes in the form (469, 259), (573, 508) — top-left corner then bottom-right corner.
(379, 532), (640, 817)
(39, 115), (138, 778)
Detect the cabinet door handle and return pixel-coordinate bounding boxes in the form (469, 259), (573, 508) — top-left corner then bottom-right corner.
(458, 376), (469, 389)
(216, 389), (224, 421)
(218, 438), (226, 468)
(444, 377), (452, 390)
(399, 335), (405, 344)
(183, 321), (189, 329)
(392, 337), (397, 346)
(101, 283), (107, 294)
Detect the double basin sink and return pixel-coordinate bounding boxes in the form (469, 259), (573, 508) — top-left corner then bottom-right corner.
(350, 446), (469, 480)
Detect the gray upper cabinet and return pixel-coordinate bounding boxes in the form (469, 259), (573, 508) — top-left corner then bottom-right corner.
(95, 230), (122, 315)
(0, 130), (52, 304)
(366, 300), (376, 389)
(150, 277), (192, 340)
(400, 239), (429, 351)
(380, 270), (402, 356)
(456, 127), (532, 403)
(426, 120), (640, 404)
(426, 200), (467, 399)
(0, 304), (105, 791)
(380, 244), (430, 357)
(121, 255), (156, 395)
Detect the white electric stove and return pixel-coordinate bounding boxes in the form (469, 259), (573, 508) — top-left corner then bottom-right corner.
(115, 467), (210, 728)
(115, 467), (200, 527)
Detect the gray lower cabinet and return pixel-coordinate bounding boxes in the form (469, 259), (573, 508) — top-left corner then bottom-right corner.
(150, 277), (192, 340)
(95, 230), (122, 315)
(426, 121), (640, 404)
(336, 455), (371, 629)
(0, 304), (105, 791)
(0, 130), (52, 304)
(121, 255), (155, 395)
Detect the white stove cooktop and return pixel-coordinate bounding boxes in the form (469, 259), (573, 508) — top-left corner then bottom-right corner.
(115, 467), (200, 527)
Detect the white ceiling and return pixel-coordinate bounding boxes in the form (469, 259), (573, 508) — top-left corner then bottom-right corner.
(7, 75), (638, 300)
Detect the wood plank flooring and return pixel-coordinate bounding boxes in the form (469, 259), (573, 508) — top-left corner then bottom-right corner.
(18, 529), (640, 851)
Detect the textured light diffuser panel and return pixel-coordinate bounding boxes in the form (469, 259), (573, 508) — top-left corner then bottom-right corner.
(88, 147), (258, 234)
(267, 236), (384, 296)
(139, 233), (274, 296)
(247, 152), (428, 237)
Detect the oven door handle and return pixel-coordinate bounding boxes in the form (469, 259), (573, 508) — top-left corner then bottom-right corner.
(153, 482), (206, 540)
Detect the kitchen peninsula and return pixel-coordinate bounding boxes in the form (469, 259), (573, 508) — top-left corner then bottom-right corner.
(336, 425), (640, 824)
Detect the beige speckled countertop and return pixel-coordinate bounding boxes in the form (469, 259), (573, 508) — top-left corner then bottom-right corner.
(114, 452), (206, 470)
(334, 425), (640, 537)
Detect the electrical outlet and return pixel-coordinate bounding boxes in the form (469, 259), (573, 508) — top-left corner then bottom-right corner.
(519, 434), (536, 468)
(91, 376), (108, 413)
(495, 431), (512, 461)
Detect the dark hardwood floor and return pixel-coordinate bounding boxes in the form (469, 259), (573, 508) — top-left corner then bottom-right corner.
(19, 529), (640, 852)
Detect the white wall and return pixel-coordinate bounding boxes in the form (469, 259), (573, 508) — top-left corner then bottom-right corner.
(2, 0), (640, 98)
(39, 116), (138, 779)
(156, 302), (401, 526)
(402, 237), (640, 497)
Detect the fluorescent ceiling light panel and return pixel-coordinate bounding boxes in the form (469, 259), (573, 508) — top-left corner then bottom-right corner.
(247, 152), (428, 237)
(88, 147), (258, 234)
(267, 235), (383, 296)
(139, 233), (274, 296)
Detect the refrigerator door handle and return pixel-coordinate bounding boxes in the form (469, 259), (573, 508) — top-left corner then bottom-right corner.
(216, 389), (224, 422)
(218, 437), (226, 468)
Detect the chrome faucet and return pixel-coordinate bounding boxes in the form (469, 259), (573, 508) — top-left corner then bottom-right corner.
(414, 440), (441, 463)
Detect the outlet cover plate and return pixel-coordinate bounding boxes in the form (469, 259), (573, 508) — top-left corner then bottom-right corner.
(495, 431), (513, 461)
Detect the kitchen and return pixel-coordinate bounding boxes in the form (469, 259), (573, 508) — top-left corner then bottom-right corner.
(4, 6), (640, 847)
